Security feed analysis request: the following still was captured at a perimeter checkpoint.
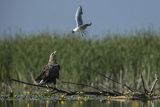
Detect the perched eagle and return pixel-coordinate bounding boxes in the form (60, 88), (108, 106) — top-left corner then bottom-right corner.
(35, 51), (60, 86)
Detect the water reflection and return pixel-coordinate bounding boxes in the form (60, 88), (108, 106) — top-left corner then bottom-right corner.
(0, 100), (160, 107)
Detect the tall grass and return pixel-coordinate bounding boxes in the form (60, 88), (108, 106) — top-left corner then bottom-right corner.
(0, 31), (160, 92)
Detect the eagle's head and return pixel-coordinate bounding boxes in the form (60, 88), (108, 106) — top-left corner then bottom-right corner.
(48, 51), (57, 65)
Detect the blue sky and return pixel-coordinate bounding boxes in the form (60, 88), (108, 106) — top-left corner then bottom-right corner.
(0, 0), (160, 35)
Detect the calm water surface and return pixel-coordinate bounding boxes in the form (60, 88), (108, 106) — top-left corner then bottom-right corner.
(0, 100), (160, 107)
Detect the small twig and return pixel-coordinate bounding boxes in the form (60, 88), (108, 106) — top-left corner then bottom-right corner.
(96, 71), (135, 92)
(11, 78), (70, 94)
(150, 74), (158, 93)
(141, 72), (149, 94)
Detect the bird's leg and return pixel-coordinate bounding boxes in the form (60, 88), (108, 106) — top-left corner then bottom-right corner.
(83, 31), (87, 36)
(45, 84), (49, 88)
(80, 32), (83, 37)
(81, 33), (84, 37)
(84, 30), (88, 35)
(52, 82), (57, 89)
(82, 30), (87, 37)
(81, 32), (86, 37)
(52, 84), (58, 93)
(46, 84), (49, 92)
(45, 84), (50, 92)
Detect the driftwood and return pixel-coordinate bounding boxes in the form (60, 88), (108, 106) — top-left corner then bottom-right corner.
(11, 72), (159, 100)
(96, 71), (135, 92)
(11, 79), (70, 94)
(96, 72), (159, 100)
(11, 79), (121, 96)
(61, 81), (122, 96)
(61, 81), (102, 91)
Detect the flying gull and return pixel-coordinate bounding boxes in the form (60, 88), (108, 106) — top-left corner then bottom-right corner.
(35, 51), (60, 87)
(72, 5), (92, 36)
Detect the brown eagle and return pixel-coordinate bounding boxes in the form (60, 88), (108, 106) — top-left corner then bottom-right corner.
(35, 51), (60, 86)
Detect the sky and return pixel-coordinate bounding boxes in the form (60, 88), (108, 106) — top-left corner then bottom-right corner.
(0, 0), (160, 36)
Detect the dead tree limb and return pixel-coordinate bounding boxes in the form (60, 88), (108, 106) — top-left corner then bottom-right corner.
(96, 71), (135, 92)
(11, 79), (121, 96)
(61, 81), (103, 91)
(61, 81), (122, 96)
(11, 78), (70, 94)
(150, 74), (158, 93)
(66, 91), (120, 96)
(141, 72), (149, 94)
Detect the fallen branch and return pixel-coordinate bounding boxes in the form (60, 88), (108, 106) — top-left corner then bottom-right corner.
(61, 81), (103, 91)
(11, 79), (121, 96)
(61, 81), (122, 96)
(96, 71), (135, 92)
(65, 91), (119, 96)
(11, 78), (70, 94)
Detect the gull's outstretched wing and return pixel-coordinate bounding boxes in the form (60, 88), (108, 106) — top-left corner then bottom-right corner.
(75, 6), (83, 27)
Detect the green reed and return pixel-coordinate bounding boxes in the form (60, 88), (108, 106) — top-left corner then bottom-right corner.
(0, 31), (160, 92)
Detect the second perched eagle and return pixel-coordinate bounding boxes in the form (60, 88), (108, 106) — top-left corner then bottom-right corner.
(35, 51), (60, 86)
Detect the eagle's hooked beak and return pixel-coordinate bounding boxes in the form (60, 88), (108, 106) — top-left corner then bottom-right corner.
(53, 51), (56, 54)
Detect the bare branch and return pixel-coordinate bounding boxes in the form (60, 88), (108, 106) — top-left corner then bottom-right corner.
(96, 71), (135, 92)
(150, 74), (158, 93)
(61, 81), (122, 96)
(11, 78), (70, 94)
(141, 72), (149, 94)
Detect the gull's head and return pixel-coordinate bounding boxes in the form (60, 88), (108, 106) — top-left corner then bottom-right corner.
(72, 27), (78, 34)
(49, 51), (57, 64)
(72, 30), (75, 34)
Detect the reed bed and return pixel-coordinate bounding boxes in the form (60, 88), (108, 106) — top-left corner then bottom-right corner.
(0, 31), (160, 93)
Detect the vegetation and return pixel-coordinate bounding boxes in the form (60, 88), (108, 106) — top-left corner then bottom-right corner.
(0, 31), (160, 94)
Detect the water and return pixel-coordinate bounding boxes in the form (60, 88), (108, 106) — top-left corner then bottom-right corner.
(0, 100), (160, 107)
